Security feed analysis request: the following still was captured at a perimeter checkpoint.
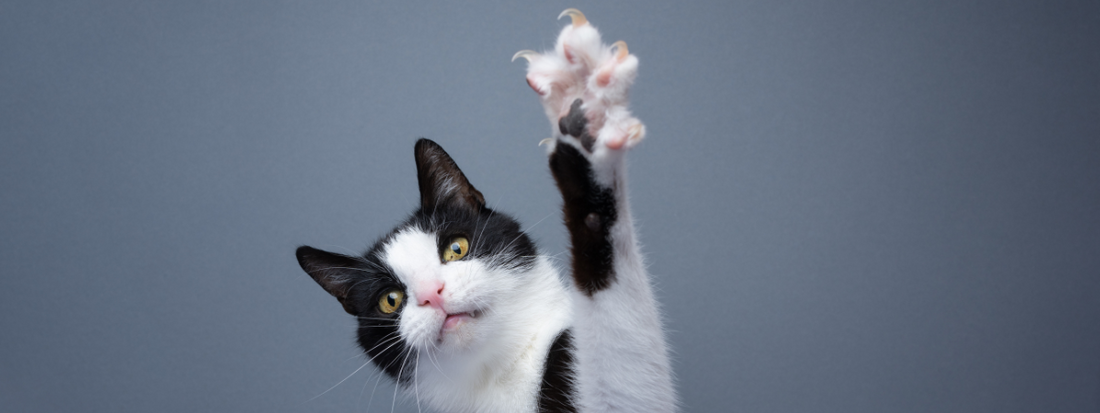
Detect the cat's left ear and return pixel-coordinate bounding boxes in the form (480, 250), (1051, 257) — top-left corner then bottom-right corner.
(414, 138), (485, 213)
(296, 246), (361, 315)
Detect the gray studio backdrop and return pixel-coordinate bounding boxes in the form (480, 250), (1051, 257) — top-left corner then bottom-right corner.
(2, 1), (1098, 412)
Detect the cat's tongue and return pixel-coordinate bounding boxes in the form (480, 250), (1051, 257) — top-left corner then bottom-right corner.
(442, 313), (472, 331)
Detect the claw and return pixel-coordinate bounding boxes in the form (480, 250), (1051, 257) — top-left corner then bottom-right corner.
(628, 123), (646, 143)
(539, 138), (555, 147)
(558, 8), (587, 27)
(611, 41), (629, 61)
(511, 50), (539, 62)
(607, 123), (645, 150)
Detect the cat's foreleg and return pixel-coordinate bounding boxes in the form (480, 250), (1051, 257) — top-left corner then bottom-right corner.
(547, 96), (676, 413)
(516, 10), (676, 413)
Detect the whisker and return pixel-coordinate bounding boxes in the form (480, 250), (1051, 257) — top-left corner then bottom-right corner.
(392, 348), (414, 413)
(426, 346), (452, 383)
(307, 265), (378, 274)
(354, 316), (399, 322)
(490, 212), (554, 267)
(414, 351), (423, 413)
(338, 335), (407, 398)
(305, 360), (372, 402)
(365, 359), (388, 412)
(473, 197), (500, 254)
(360, 334), (401, 357)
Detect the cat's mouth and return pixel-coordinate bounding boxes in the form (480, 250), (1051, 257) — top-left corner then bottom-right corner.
(441, 309), (482, 333)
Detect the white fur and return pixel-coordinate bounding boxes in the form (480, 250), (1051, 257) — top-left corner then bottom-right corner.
(527, 14), (644, 159)
(380, 229), (572, 413)
(570, 166), (677, 413)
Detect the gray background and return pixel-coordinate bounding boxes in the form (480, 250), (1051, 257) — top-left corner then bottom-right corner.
(2, 1), (1098, 412)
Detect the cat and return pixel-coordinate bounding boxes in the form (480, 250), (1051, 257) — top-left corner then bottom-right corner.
(295, 9), (676, 413)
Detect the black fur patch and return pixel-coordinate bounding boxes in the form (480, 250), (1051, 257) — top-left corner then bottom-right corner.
(295, 246), (415, 382)
(558, 99), (596, 151)
(406, 203), (538, 272)
(549, 142), (618, 295)
(538, 330), (577, 413)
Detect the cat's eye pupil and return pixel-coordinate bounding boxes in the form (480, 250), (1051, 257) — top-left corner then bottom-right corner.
(442, 236), (469, 262)
(379, 290), (403, 314)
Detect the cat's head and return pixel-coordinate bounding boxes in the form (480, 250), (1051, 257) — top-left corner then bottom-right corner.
(295, 139), (543, 381)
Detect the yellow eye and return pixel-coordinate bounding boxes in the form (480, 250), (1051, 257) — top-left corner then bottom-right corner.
(378, 290), (404, 314)
(442, 236), (469, 262)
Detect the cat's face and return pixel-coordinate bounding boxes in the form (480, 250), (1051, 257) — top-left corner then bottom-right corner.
(296, 139), (538, 381)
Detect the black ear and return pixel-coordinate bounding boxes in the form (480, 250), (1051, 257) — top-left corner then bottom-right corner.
(295, 246), (360, 315)
(414, 138), (485, 213)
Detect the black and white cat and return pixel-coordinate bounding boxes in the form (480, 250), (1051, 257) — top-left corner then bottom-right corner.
(295, 10), (675, 413)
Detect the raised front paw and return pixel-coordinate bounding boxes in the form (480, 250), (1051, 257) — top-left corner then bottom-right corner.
(514, 9), (645, 154)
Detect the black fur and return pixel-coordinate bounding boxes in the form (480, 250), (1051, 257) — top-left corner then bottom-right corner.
(549, 139), (618, 295)
(296, 138), (538, 383)
(408, 138), (537, 271)
(415, 138), (485, 214)
(558, 99), (596, 151)
(405, 202), (538, 272)
(537, 330), (577, 413)
(295, 245), (414, 381)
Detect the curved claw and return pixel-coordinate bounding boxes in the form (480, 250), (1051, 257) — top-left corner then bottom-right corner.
(512, 50), (539, 62)
(558, 8), (587, 27)
(628, 123), (646, 143)
(611, 41), (629, 61)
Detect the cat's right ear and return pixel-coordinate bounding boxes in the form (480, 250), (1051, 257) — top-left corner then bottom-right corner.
(295, 246), (360, 315)
(414, 138), (486, 214)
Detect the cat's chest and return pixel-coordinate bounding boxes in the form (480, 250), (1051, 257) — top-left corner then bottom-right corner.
(424, 333), (553, 413)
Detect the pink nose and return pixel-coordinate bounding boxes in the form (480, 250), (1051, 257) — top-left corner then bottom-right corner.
(417, 280), (445, 311)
